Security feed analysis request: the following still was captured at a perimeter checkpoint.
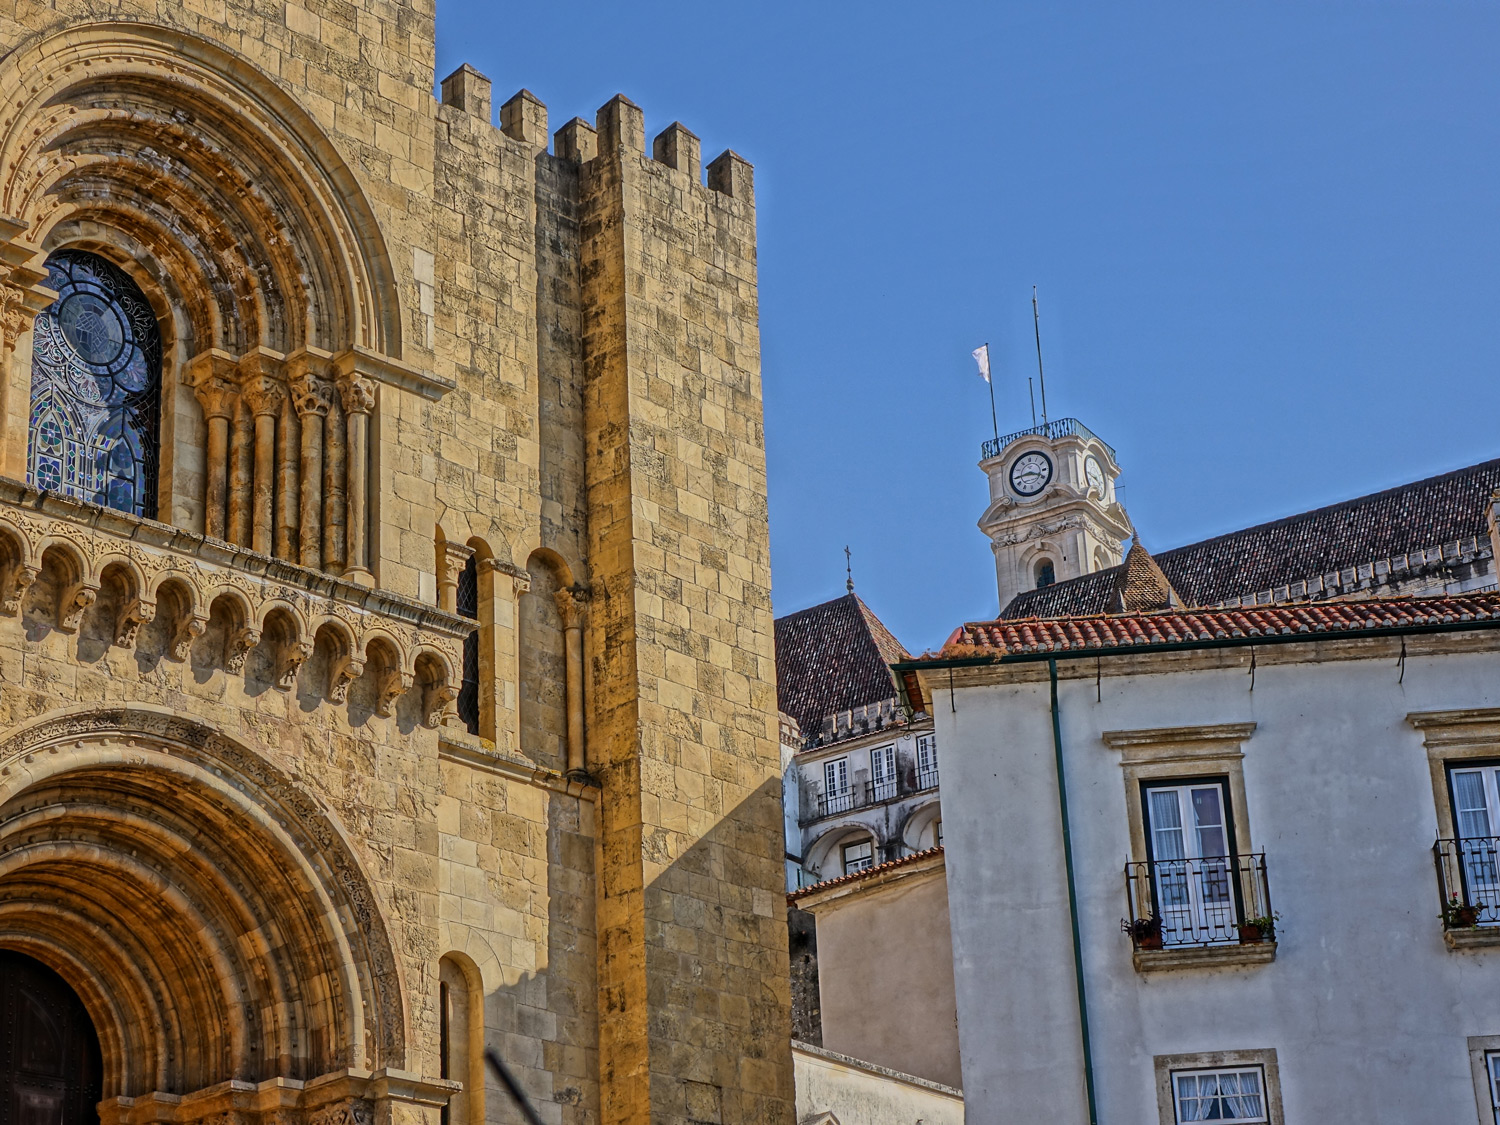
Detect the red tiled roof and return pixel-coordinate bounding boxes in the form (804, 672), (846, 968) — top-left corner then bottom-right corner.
(934, 593), (1500, 659)
(788, 846), (944, 901)
(1003, 457), (1500, 618)
(775, 593), (912, 737)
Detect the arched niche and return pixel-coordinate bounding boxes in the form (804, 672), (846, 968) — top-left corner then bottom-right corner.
(518, 550), (571, 773)
(0, 707), (407, 1097)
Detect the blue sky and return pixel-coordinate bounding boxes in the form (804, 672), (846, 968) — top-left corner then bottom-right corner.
(437, 1), (1500, 653)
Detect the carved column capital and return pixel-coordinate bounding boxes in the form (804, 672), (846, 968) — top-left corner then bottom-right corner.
(0, 263), (57, 352)
(554, 585), (590, 627)
(437, 540), (475, 615)
(289, 374), (334, 418)
(337, 371), (376, 415)
(187, 350), (241, 419)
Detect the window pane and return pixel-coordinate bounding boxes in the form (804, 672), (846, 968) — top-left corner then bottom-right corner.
(1149, 790), (1186, 861)
(27, 250), (161, 519)
(1192, 787), (1227, 858)
(1454, 770), (1493, 838)
(1173, 1068), (1266, 1124)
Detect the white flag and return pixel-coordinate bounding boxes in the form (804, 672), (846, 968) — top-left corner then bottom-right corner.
(972, 344), (991, 383)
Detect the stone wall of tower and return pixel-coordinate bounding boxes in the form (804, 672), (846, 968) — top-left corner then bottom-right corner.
(0, 3), (791, 1124)
(580, 98), (793, 1125)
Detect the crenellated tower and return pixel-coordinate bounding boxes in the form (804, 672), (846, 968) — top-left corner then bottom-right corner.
(978, 418), (1134, 611)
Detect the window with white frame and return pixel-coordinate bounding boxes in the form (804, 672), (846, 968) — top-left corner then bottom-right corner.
(1449, 764), (1500, 922)
(1487, 1051), (1500, 1120)
(870, 745), (897, 802)
(822, 757), (852, 815)
(1144, 779), (1238, 946)
(1171, 1066), (1268, 1123)
(842, 839), (873, 875)
(916, 733), (939, 789)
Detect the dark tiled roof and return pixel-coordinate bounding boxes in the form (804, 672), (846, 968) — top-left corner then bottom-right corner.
(788, 846), (944, 901)
(775, 593), (911, 736)
(938, 592), (1500, 658)
(1108, 541), (1180, 613)
(1004, 458), (1500, 617)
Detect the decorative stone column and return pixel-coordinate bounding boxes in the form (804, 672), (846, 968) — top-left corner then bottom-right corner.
(0, 224), (59, 483)
(186, 350), (240, 541)
(323, 393), (346, 575)
(436, 539), (474, 614)
(287, 349), (334, 571)
(227, 393), (254, 548)
(555, 584), (589, 779)
(338, 369), (376, 585)
(276, 392), (300, 561)
(240, 351), (285, 558)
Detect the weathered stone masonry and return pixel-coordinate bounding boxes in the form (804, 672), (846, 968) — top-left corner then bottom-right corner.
(0, 3), (792, 1125)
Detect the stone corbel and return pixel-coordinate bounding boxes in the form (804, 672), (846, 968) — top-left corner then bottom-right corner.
(225, 625), (262, 674)
(275, 636), (314, 692)
(375, 666), (413, 718)
(328, 652), (366, 703)
(169, 609), (209, 662)
(1, 563), (37, 615)
(114, 596), (155, 649)
(424, 680), (459, 730)
(56, 579), (99, 634)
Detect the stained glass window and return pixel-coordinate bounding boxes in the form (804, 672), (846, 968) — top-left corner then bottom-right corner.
(26, 250), (161, 519)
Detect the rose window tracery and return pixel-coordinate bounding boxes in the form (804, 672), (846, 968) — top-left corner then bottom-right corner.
(26, 251), (161, 519)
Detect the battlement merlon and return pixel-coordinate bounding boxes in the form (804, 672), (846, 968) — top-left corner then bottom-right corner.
(437, 70), (754, 209)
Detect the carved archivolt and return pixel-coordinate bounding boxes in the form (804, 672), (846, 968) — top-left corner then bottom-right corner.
(0, 22), (401, 357)
(0, 707), (407, 1097)
(0, 491), (465, 726)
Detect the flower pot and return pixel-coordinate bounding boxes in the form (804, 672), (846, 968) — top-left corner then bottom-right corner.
(1238, 923), (1266, 944)
(1449, 906), (1481, 928)
(1137, 931), (1164, 950)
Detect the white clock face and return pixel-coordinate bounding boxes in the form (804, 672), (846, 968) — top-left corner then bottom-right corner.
(1010, 451), (1053, 496)
(1084, 455), (1105, 496)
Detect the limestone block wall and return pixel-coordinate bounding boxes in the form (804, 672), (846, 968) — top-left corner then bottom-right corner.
(0, 2), (792, 1124)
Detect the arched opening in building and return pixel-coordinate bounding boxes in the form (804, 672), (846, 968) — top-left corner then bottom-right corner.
(0, 950), (103, 1125)
(455, 553), (480, 734)
(26, 250), (162, 520)
(1035, 558), (1056, 589)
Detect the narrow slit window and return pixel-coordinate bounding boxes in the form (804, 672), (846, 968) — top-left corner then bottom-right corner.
(456, 555), (480, 734)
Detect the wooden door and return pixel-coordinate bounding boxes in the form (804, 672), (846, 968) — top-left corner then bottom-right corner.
(0, 952), (101, 1125)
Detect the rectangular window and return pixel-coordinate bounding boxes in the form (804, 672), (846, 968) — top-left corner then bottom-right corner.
(870, 745), (897, 802)
(822, 758), (852, 815)
(1144, 779), (1238, 945)
(916, 734), (939, 790)
(1171, 1067), (1267, 1123)
(1487, 1052), (1500, 1120)
(842, 840), (874, 875)
(1447, 764), (1500, 921)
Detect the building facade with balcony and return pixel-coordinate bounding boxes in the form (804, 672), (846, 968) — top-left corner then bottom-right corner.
(775, 591), (941, 889)
(0, 10), (794, 1125)
(909, 592), (1500, 1124)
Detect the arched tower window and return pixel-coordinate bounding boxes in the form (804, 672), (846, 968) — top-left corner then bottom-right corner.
(456, 555), (480, 734)
(1035, 558), (1056, 588)
(27, 251), (161, 519)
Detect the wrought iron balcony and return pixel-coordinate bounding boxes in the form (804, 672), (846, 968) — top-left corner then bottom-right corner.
(806, 769), (940, 823)
(1434, 837), (1500, 929)
(1123, 853), (1274, 951)
(980, 417), (1117, 462)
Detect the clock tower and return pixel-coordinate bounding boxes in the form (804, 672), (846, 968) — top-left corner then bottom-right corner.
(978, 418), (1134, 611)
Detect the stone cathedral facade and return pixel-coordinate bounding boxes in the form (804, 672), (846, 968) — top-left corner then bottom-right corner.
(0, 5), (791, 1125)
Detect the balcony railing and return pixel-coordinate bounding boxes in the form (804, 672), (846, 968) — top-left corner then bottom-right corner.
(980, 417), (1117, 462)
(1434, 837), (1500, 929)
(1123, 853), (1274, 950)
(808, 769), (940, 823)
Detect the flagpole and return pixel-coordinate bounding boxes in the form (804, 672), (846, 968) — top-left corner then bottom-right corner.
(1032, 286), (1049, 426)
(984, 343), (999, 443)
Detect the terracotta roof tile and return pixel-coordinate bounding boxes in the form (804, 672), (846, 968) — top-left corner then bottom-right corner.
(935, 592), (1500, 659)
(1004, 457), (1500, 618)
(787, 846), (944, 901)
(775, 593), (912, 737)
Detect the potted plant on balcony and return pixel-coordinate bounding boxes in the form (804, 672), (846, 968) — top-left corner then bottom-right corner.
(1122, 916), (1163, 950)
(1443, 893), (1484, 929)
(1237, 912), (1280, 944)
